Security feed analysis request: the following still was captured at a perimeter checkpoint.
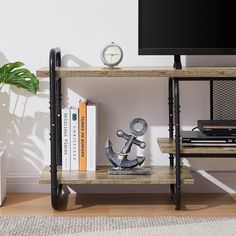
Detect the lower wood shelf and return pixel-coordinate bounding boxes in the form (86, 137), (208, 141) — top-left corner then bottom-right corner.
(39, 166), (194, 185)
(157, 138), (236, 154)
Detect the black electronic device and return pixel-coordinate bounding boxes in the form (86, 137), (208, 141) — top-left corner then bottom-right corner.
(198, 120), (236, 136)
(181, 131), (236, 146)
(138, 0), (236, 56)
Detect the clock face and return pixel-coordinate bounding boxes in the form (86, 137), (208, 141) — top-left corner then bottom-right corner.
(101, 43), (123, 67)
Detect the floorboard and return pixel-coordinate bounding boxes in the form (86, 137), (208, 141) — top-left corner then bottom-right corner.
(1, 193), (236, 216)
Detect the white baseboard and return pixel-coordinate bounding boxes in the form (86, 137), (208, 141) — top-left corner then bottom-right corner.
(7, 173), (50, 193)
(6, 171), (236, 194)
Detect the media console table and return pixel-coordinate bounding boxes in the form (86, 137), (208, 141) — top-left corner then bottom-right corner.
(36, 48), (236, 210)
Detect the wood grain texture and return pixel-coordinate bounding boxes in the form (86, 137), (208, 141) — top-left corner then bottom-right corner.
(36, 66), (236, 78)
(1, 193), (236, 216)
(39, 166), (194, 185)
(157, 138), (236, 154)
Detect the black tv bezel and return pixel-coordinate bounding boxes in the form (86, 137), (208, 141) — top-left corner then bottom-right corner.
(138, 0), (236, 56)
(139, 48), (236, 56)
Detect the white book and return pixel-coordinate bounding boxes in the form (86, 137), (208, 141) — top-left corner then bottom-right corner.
(70, 106), (79, 170)
(87, 104), (98, 171)
(62, 108), (71, 170)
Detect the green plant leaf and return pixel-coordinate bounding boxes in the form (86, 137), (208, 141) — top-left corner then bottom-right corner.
(0, 61), (39, 94)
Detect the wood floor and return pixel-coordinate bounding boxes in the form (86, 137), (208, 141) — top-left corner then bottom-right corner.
(1, 193), (236, 216)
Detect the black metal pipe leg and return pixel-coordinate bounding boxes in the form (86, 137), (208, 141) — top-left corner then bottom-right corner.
(56, 78), (62, 166)
(168, 78), (175, 200)
(49, 47), (62, 210)
(174, 78), (181, 210)
(51, 184), (63, 210)
(168, 78), (174, 139)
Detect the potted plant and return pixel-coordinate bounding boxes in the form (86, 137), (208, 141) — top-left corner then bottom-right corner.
(0, 61), (39, 205)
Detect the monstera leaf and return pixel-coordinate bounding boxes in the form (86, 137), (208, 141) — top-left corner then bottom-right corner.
(0, 62), (39, 94)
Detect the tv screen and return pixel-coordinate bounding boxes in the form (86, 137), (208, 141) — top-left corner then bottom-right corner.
(139, 0), (236, 55)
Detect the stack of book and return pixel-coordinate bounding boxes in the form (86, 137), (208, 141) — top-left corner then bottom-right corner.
(61, 100), (98, 171)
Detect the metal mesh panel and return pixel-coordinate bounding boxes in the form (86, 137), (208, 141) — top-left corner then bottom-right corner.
(212, 80), (236, 120)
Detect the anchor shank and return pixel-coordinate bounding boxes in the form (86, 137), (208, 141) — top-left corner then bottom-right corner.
(119, 136), (136, 155)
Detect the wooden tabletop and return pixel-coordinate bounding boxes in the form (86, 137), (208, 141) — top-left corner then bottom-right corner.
(36, 66), (236, 78)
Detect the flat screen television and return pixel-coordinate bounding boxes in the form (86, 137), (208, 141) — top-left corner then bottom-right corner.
(139, 0), (236, 56)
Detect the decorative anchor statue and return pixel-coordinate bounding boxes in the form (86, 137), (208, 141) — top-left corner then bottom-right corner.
(105, 118), (150, 175)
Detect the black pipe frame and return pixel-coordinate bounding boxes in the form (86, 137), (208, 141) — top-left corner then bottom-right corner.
(49, 47), (63, 210)
(48, 48), (236, 211)
(168, 78), (176, 202)
(173, 78), (181, 210)
(168, 76), (236, 210)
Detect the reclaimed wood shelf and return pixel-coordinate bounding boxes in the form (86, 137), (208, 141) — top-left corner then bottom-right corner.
(36, 66), (236, 78)
(157, 138), (236, 154)
(39, 166), (194, 185)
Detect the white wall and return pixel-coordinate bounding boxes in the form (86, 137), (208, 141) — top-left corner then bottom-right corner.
(1, 0), (236, 193)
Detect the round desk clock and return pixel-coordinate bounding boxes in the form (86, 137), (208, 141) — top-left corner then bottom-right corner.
(100, 42), (123, 68)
